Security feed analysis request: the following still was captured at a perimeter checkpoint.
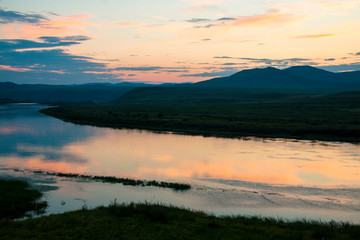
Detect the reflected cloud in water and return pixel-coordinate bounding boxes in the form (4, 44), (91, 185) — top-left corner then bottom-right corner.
(1, 104), (359, 188)
(0, 104), (94, 171)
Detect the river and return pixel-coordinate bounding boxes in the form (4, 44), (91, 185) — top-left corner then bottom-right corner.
(1, 103), (359, 223)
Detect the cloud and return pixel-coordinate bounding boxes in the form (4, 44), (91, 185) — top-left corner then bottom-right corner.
(294, 33), (336, 39)
(114, 67), (163, 71)
(319, 63), (360, 72)
(214, 56), (232, 59)
(222, 63), (238, 66)
(324, 58), (335, 61)
(40, 35), (90, 43)
(233, 9), (301, 26)
(163, 69), (189, 73)
(0, 8), (48, 24)
(113, 66), (189, 73)
(0, 36), (109, 83)
(2, 13), (95, 39)
(0, 48), (103, 72)
(189, 9), (303, 29)
(186, 18), (211, 23)
(217, 17), (236, 21)
(0, 36), (192, 83)
(0, 36), (88, 52)
(180, 70), (236, 78)
(194, 24), (217, 28)
(213, 56), (316, 68)
(0, 64), (31, 72)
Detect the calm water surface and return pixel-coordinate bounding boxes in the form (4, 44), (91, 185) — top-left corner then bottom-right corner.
(1, 104), (360, 222)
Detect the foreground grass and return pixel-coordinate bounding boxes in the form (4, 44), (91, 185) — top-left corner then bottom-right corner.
(0, 179), (47, 220)
(1, 202), (359, 240)
(40, 92), (360, 143)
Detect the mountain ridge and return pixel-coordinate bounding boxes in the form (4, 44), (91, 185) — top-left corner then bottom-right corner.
(195, 65), (360, 89)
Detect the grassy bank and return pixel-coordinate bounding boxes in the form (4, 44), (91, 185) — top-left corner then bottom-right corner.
(40, 92), (360, 142)
(0, 179), (47, 220)
(1, 202), (359, 240)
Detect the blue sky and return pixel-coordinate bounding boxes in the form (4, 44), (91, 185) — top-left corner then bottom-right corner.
(1, 0), (360, 84)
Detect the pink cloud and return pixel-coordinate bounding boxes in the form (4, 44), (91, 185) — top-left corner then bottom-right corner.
(47, 70), (67, 74)
(0, 65), (69, 74)
(0, 64), (32, 72)
(228, 9), (303, 27)
(294, 33), (336, 39)
(191, 9), (304, 30)
(1, 14), (96, 39)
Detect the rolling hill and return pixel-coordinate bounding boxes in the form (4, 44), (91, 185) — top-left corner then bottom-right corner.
(195, 66), (360, 89)
(0, 82), (151, 103)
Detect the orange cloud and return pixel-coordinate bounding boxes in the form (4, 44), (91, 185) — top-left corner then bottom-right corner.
(1, 14), (95, 39)
(188, 9), (305, 32)
(294, 33), (336, 39)
(47, 70), (67, 74)
(0, 64), (32, 72)
(229, 9), (303, 27)
(0, 126), (31, 134)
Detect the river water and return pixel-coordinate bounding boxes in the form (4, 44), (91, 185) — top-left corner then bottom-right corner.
(1, 104), (359, 223)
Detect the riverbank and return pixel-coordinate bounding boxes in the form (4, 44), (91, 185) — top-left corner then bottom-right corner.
(1, 201), (359, 240)
(40, 98), (360, 143)
(0, 179), (47, 220)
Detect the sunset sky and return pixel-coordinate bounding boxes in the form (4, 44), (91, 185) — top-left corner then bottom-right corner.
(1, 0), (360, 84)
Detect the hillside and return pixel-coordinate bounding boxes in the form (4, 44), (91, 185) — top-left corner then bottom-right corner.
(0, 82), (149, 103)
(195, 66), (360, 89)
(113, 86), (333, 104)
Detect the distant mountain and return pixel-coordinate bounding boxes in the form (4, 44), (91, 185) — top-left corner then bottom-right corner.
(113, 66), (360, 104)
(0, 82), (150, 103)
(0, 97), (16, 104)
(283, 66), (336, 81)
(195, 66), (360, 89)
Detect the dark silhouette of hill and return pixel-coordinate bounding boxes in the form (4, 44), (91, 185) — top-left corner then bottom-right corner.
(113, 66), (359, 104)
(2, 66), (360, 104)
(195, 67), (309, 88)
(195, 66), (360, 89)
(283, 66), (336, 81)
(0, 97), (16, 104)
(114, 86), (296, 104)
(0, 82), (152, 103)
(113, 86), (341, 104)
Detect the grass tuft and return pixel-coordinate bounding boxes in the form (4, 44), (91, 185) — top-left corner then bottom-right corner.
(0, 179), (47, 220)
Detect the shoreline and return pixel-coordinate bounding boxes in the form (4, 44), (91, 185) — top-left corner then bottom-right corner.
(40, 106), (360, 144)
(1, 201), (359, 240)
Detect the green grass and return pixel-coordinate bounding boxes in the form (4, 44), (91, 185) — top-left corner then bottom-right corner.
(0, 179), (47, 220)
(1, 202), (359, 240)
(40, 91), (360, 143)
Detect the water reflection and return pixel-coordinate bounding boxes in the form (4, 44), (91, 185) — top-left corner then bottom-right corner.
(70, 129), (359, 186)
(0, 104), (94, 172)
(1, 104), (359, 187)
(1, 104), (360, 222)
